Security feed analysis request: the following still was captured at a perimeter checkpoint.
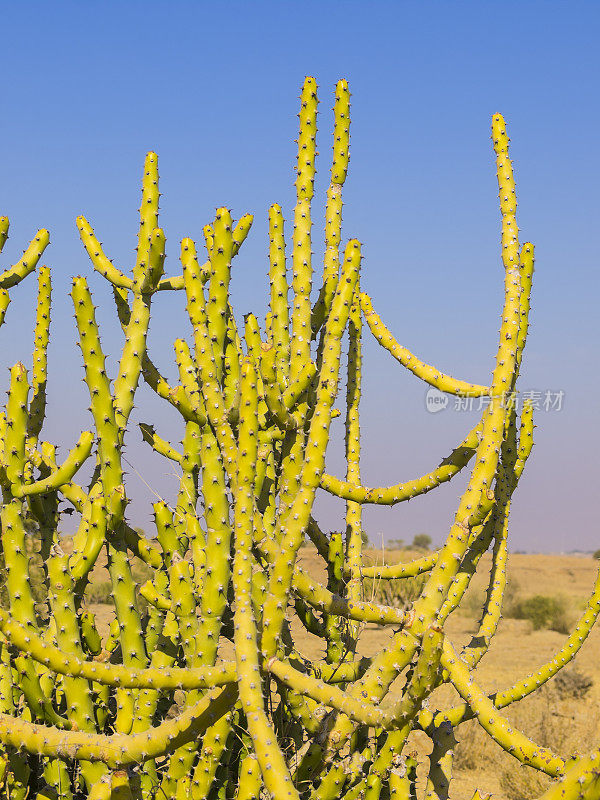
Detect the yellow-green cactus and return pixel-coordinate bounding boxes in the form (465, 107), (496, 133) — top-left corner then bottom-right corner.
(0, 79), (595, 800)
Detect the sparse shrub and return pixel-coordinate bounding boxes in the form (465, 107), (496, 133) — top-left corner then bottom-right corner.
(411, 533), (432, 551)
(387, 538), (404, 550)
(553, 668), (593, 699)
(507, 593), (571, 633)
(593, 549), (600, 560)
(363, 574), (426, 609)
(499, 689), (570, 799)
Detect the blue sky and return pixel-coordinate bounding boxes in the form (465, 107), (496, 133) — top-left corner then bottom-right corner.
(1, 1), (599, 551)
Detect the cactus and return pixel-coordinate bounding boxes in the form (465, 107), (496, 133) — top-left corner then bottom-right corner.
(0, 78), (597, 800)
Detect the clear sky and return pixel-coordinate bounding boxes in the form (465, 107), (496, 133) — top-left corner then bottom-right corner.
(1, 1), (599, 551)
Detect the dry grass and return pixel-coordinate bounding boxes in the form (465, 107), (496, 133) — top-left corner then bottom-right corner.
(453, 682), (597, 799)
(78, 544), (600, 799)
(295, 547), (600, 799)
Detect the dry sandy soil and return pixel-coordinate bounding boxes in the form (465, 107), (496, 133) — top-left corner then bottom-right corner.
(85, 546), (600, 799)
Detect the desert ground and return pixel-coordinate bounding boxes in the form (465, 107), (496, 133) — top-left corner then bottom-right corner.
(83, 545), (600, 800)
